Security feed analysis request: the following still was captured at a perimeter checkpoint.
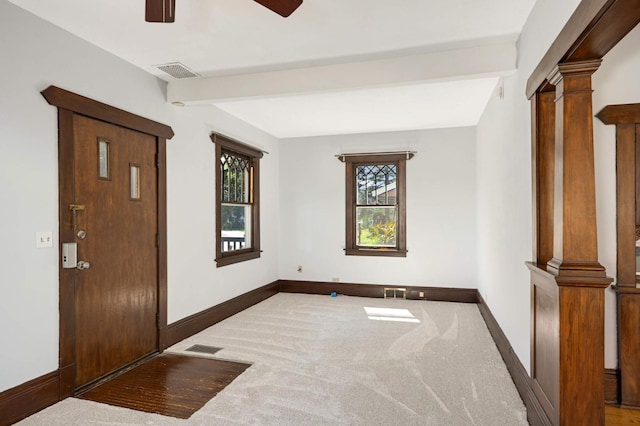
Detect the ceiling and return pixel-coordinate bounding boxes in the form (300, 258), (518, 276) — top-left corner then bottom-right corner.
(9, 0), (537, 138)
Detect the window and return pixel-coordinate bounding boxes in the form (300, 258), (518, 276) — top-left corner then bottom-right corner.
(342, 153), (412, 257)
(212, 134), (262, 267)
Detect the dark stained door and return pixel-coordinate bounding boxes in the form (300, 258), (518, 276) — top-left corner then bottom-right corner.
(72, 115), (158, 388)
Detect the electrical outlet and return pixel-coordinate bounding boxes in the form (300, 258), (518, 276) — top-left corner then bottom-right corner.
(297, 265), (302, 272)
(36, 231), (53, 248)
(419, 291), (424, 298)
(331, 277), (340, 282)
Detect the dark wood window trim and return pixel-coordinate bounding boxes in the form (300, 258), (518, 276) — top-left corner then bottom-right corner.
(342, 153), (412, 257)
(211, 133), (262, 267)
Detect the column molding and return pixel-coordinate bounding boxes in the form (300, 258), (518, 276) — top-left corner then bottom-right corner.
(545, 60), (607, 279)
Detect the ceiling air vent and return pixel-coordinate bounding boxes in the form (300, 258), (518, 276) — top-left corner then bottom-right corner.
(155, 62), (199, 79)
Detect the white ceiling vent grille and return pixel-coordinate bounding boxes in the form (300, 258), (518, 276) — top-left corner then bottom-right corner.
(155, 62), (199, 79)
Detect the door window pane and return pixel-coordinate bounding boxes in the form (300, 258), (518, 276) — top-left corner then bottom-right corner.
(98, 140), (110, 179)
(130, 165), (140, 200)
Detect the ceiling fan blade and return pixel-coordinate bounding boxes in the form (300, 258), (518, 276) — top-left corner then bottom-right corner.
(145, 0), (176, 23)
(254, 0), (303, 17)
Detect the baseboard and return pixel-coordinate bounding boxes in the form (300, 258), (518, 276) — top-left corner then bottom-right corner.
(0, 370), (59, 425)
(162, 280), (279, 349)
(476, 292), (552, 426)
(2, 281), (614, 425)
(277, 279), (478, 303)
(605, 368), (619, 405)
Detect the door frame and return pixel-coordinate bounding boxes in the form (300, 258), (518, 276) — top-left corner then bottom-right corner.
(42, 86), (174, 397)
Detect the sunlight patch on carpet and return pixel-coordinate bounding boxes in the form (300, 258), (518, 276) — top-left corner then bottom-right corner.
(364, 306), (421, 323)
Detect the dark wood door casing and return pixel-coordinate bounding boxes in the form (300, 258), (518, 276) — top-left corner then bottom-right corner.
(42, 86), (173, 396)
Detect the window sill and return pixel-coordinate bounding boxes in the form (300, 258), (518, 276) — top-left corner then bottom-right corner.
(345, 248), (407, 258)
(215, 250), (261, 267)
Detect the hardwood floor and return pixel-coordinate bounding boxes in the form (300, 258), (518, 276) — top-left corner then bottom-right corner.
(606, 405), (640, 425)
(78, 353), (250, 419)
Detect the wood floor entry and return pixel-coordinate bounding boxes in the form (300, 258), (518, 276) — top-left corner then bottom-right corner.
(78, 354), (251, 419)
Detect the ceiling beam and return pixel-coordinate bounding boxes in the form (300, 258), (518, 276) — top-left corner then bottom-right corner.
(167, 41), (516, 105)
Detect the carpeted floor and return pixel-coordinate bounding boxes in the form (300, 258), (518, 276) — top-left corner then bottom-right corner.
(18, 293), (528, 425)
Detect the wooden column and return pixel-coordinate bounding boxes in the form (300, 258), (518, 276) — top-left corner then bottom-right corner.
(597, 104), (640, 408)
(532, 89), (556, 267)
(526, 2), (640, 424)
(545, 60), (611, 426)
(547, 60), (604, 274)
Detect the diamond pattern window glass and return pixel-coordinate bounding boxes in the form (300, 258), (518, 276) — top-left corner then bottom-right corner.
(342, 153), (412, 257)
(355, 164), (398, 247)
(212, 134), (262, 267)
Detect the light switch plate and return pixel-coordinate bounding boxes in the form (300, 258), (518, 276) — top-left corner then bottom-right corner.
(36, 231), (53, 248)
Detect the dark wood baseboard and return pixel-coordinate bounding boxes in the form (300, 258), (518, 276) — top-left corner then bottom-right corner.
(605, 368), (620, 405)
(0, 370), (60, 426)
(476, 293), (552, 426)
(277, 279), (478, 303)
(1, 280), (616, 425)
(161, 280), (279, 349)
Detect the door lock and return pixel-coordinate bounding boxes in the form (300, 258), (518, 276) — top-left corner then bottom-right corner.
(76, 261), (91, 270)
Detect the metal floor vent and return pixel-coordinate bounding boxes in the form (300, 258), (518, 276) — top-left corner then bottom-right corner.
(384, 287), (407, 299)
(155, 62), (200, 79)
(185, 344), (223, 355)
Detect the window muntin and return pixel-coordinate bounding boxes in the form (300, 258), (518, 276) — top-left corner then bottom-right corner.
(344, 153), (410, 257)
(212, 134), (261, 267)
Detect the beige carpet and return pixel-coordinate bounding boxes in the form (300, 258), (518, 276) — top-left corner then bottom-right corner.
(18, 293), (528, 425)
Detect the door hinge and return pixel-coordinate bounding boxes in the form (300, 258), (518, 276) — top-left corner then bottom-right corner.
(156, 234), (159, 247)
(156, 313), (161, 327)
(155, 153), (160, 168)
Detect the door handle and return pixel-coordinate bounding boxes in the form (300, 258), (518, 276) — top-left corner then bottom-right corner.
(77, 261), (91, 270)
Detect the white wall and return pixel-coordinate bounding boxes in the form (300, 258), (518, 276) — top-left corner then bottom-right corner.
(477, 0), (640, 372)
(0, 1), (279, 393)
(476, 73), (532, 370)
(278, 128), (477, 288)
(476, 0), (583, 373)
(165, 106), (280, 324)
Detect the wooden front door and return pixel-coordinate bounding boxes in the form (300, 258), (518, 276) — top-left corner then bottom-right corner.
(71, 114), (159, 388)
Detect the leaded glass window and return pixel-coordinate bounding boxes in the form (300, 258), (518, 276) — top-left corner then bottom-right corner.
(212, 133), (261, 267)
(355, 164), (398, 247)
(343, 153), (412, 257)
(220, 151), (253, 253)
